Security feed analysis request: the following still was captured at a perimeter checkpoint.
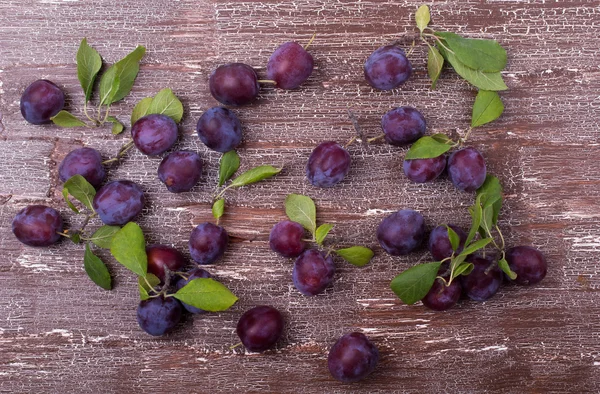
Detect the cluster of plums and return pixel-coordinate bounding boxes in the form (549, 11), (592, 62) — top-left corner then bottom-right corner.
(378, 209), (547, 310)
(12, 40), (547, 385)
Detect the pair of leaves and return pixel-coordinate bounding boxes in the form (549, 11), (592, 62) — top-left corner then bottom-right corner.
(405, 134), (454, 160)
(130, 88), (184, 125)
(63, 175), (96, 213)
(284, 194), (374, 266)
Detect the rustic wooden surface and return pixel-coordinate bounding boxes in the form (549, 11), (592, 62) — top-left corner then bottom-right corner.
(1, 0), (599, 392)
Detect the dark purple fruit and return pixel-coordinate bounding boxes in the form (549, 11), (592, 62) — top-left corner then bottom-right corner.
(146, 244), (187, 283)
(267, 41), (314, 89)
(376, 210), (425, 256)
(209, 63), (259, 106)
(505, 246), (547, 285)
(306, 141), (351, 188)
(93, 180), (145, 226)
(175, 268), (212, 314)
(428, 224), (467, 261)
(328, 332), (379, 383)
(447, 147), (487, 192)
(131, 114), (178, 156)
(157, 150), (203, 193)
(422, 277), (462, 311)
(292, 249), (335, 296)
(188, 222), (228, 264)
(403, 156), (446, 183)
(461, 255), (503, 301)
(12, 205), (63, 247)
(381, 106), (426, 146)
(269, 220), (306, 258)
(136, 296), (182, 336)
(196, 107), (242, 153)
(58, 147), (106, 188)
(236, 305), (284, 352)
(20, 79), (65, 124)
(364, 45), (412, 90)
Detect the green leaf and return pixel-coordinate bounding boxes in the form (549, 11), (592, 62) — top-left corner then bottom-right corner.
(71, 233), (81, 244)
(442, 49), (508, 91)
(315, 223), (334, 246)
(146, 88), (184, 123)
(285, 194), (317, 235)
(63, 175), (96, 211)
(138, 273), (160, 300)
(466, 194), (483, 245)
(498, 258), (517, 280)
(335, 246), (374, 267)
(415, 5), (430, 33)
(110, 222), (147, 277)
(431, 133), (454, 144)
(459, 237), (492, 257)
(99, 45), (145, 105)
(62, 187), (79, 213)
(405, 136), (453, 160)
(89, 225), (121, 249)
(84, 244), (112, 290)
(390, 262), (441, 305)
(230, 165), (281, 188)
(76, 38), (102, 102)
(453, 262), (474, 278)
(472, 90), (504, 128)
(99, 68), (120, 105)
(218, 150), (240, 187)
(105, 116), (124, 135)
(131, 97), (153, 125)
(446, 225), (460, 252)
(173, 278), (238, 312)
(436, 32), (507, 72)
(51, 110), (88, 127)
(212, 199), (225, 220)
(427, 46), (444, 89)
(477, 175), (503, 225)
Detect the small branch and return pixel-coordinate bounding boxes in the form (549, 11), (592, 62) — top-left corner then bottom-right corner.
(304, 33), (316, 50)
(367, 134), (385, 143)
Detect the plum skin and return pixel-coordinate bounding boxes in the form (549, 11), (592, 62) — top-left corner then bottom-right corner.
(422, 277), (462, 311)
(175, 268), (212, 314)
(447, 147), (487, 192)
(93, 180), (145, 226)
(58, 147), (106, 188)
(236, 305), (284, 352)
(382, 106), (426, 146)
(428, 224), (468, 261)
(136, 296), (182, 336)
(157, 150), (203, 193)
(267, 41), (314, 89)
(328, 332), (379, 383)
(209, 63), (260, 106)
(146, 244), (187, 283)
(306, 141), (351, 188)
(188, 222), (228, 264)
(364, 45), (412, 90)
(20, 79), (65, 124)
(505, 246), (547, 285)
(461, 255), (503, 301)
(131, 114), (179, 156)
(292, 249), (335, 296)
(12, 205), (63, 247)
(376, 209), (425, 256)
(269, 220), (307, 258)
(196, 107), (242, 153)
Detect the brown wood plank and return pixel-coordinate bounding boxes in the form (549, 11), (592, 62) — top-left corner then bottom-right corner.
(1, 0), (599, 392)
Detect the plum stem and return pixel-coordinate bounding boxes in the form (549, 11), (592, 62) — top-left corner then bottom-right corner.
(406, 40), (416, 56)
(56, 231), (72, 239)
(257, 80), (277, 85)
(102, 140), (135, 165)
(495, 225), (506, 250)
(367, 134), (385, 143)
(344, 136), (357, 149)
(229, 342), (243, 350)
(460, 127), (474, 146)
(304, 33), (317, 50)
(142, 276), (160, 296)
(83, 102), (99, 126)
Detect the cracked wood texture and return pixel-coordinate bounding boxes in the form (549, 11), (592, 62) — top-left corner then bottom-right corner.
(1, 0), (599, 393)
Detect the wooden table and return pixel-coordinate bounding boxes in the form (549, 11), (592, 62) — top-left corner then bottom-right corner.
(1, 1), (598, 392)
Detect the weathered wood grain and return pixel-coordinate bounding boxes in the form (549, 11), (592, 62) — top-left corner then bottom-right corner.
(1, 0), (599, 392)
